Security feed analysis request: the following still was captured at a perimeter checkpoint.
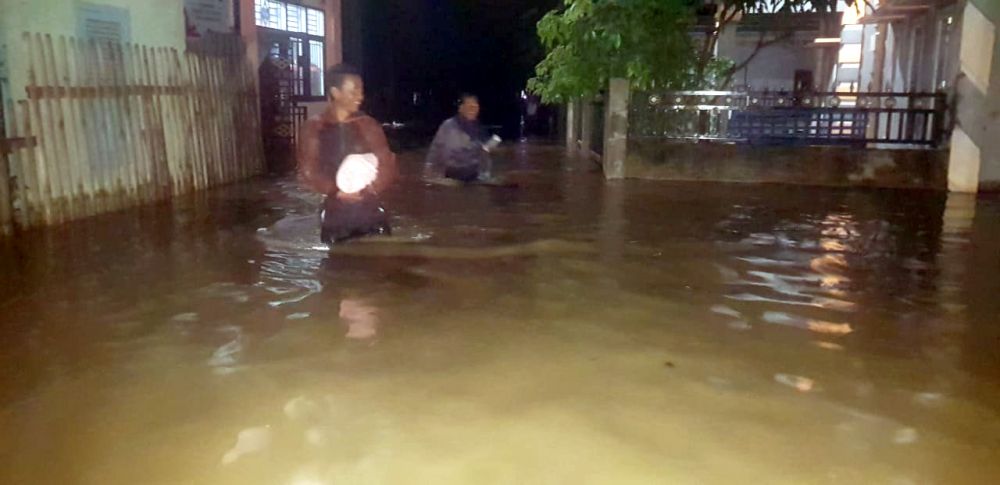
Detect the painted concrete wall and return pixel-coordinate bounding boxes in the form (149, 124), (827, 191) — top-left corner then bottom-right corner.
(0, 0), (184, 104)
(950, 0), (1000, 191)
(719, 30), (818, 90)
(627, 140), (948, 190)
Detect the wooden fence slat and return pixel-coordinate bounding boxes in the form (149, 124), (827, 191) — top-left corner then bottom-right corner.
(176, 51), (194, 190)
(150, 49), (174, 195)
(16, 100), (44, 227)
(0, 120), (13, 233)
(80, 38), (110, 214)
(177, 51), (200, 191)
(165, 48), (191, 195)
(116, 42), (146, 204)
(40, 33), (74, 221)
(24, 33), (58, 225)
(206, 54), (225, 185)
(242, 50), (264, 176)
(35, 34), (62, 219)
(60, 35), (95, 218)
(142, 45), (171, 199)
(213, 55), (228, 183)
(188, 52), (212, 189)
(32, 34), (63, 223)
(159, 48), (184, 195)
(115, 43), (137, 201)
(49, 34), (86, 219)
(8, 102), (29, 226)
(92, 39), (126, 211)
(121, 42), (144, 204)
(126, 42), (153, 202)
(0, 151), (11, 235)
(213, 56), (234, 184)
(196, 54), (220, 187)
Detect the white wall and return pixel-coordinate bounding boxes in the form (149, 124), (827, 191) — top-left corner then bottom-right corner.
(0, 0), (185, 104)
(718, 26), (820, 91)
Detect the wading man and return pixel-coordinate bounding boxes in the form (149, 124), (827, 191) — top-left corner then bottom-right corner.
(425, 94), (499, 183)
(298, 64), (398, 244)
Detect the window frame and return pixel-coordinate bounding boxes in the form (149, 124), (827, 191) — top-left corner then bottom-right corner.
(255, 0), (327, 102)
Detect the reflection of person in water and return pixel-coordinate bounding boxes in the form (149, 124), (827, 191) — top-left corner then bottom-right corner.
(319, 255), (411, 341)
(340, 296), (379, 340)
(425, 94), (497, 183)
(298, 64), (397, 244)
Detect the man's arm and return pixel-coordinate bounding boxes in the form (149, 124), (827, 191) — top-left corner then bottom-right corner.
(297, 118), (338, 194)
(424, 121), (451, 178)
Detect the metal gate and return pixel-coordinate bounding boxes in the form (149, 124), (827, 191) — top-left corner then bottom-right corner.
(259, 37), (307, 173)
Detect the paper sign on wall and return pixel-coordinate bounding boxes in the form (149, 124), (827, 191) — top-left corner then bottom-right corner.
(77, 2), (132, 44)
(185, 0), (234, 39)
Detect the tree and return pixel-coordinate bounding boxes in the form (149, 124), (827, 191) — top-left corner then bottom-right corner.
(528, 0), (855, 102)
(527, 0), (694, 104)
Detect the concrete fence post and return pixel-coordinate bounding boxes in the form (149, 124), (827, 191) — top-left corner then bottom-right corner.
(603, 78), (630, 180)
(580, 98), (593, 157)
(565, 98), (578, 154)
(948, 0), (999, 192)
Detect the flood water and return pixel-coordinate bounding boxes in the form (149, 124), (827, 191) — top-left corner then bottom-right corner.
(1, 143), (999, 484)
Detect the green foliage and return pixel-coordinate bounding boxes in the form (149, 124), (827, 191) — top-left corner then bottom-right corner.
(527, 0), (693, 104)
(528, 0), (848, 102)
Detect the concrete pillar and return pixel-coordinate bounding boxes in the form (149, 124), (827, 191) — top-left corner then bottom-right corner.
(328, 0), (344, 65)
(238, 0), (260, 71)
(580, 98), (593, 157)
(948, 0), (999, 192)
(565, 99), (578, 154)
(603, 78), (630, 180)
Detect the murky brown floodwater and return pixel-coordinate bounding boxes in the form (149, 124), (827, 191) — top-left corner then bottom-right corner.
(1, 143), (999, 484)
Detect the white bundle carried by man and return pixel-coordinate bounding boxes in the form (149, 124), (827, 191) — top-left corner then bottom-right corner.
(336, 153), (380, 194)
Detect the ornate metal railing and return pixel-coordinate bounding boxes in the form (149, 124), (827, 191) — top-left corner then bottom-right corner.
(630, 90), (948, 147)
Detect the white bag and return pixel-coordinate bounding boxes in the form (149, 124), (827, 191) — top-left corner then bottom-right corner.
(336, 153), (379, 194)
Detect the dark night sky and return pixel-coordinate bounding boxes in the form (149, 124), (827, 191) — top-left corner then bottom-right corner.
(349, 0), (559, 136)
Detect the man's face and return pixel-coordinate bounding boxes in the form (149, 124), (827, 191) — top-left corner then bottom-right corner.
(458, 97), (480, 121)
(331, 75), (365, 114)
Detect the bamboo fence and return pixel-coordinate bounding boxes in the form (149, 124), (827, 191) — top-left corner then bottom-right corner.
(0, 33), (263, 231)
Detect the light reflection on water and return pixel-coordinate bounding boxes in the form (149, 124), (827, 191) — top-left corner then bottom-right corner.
(1, 146), (999, 484)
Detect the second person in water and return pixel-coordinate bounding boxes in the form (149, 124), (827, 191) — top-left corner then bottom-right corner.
(425, 94), (500, 183)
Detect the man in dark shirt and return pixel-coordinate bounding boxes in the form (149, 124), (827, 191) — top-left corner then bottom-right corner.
(425, 94), (493, 183)
(298, 64), (398, 244)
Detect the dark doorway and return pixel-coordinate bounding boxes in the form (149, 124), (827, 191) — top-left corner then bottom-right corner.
(258, 36), (308, 174)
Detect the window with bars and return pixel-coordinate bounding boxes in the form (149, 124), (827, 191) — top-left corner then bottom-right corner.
(255, 0), (326, 99)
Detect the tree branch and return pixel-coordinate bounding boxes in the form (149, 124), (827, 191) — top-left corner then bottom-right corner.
(695, 5), (740, 85)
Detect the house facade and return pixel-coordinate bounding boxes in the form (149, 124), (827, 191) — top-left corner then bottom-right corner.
(844, 0), (998, 191)
(0, 0), (351, 122)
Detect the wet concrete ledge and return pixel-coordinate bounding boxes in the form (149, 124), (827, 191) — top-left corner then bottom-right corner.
(627, 140), (948, 190)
